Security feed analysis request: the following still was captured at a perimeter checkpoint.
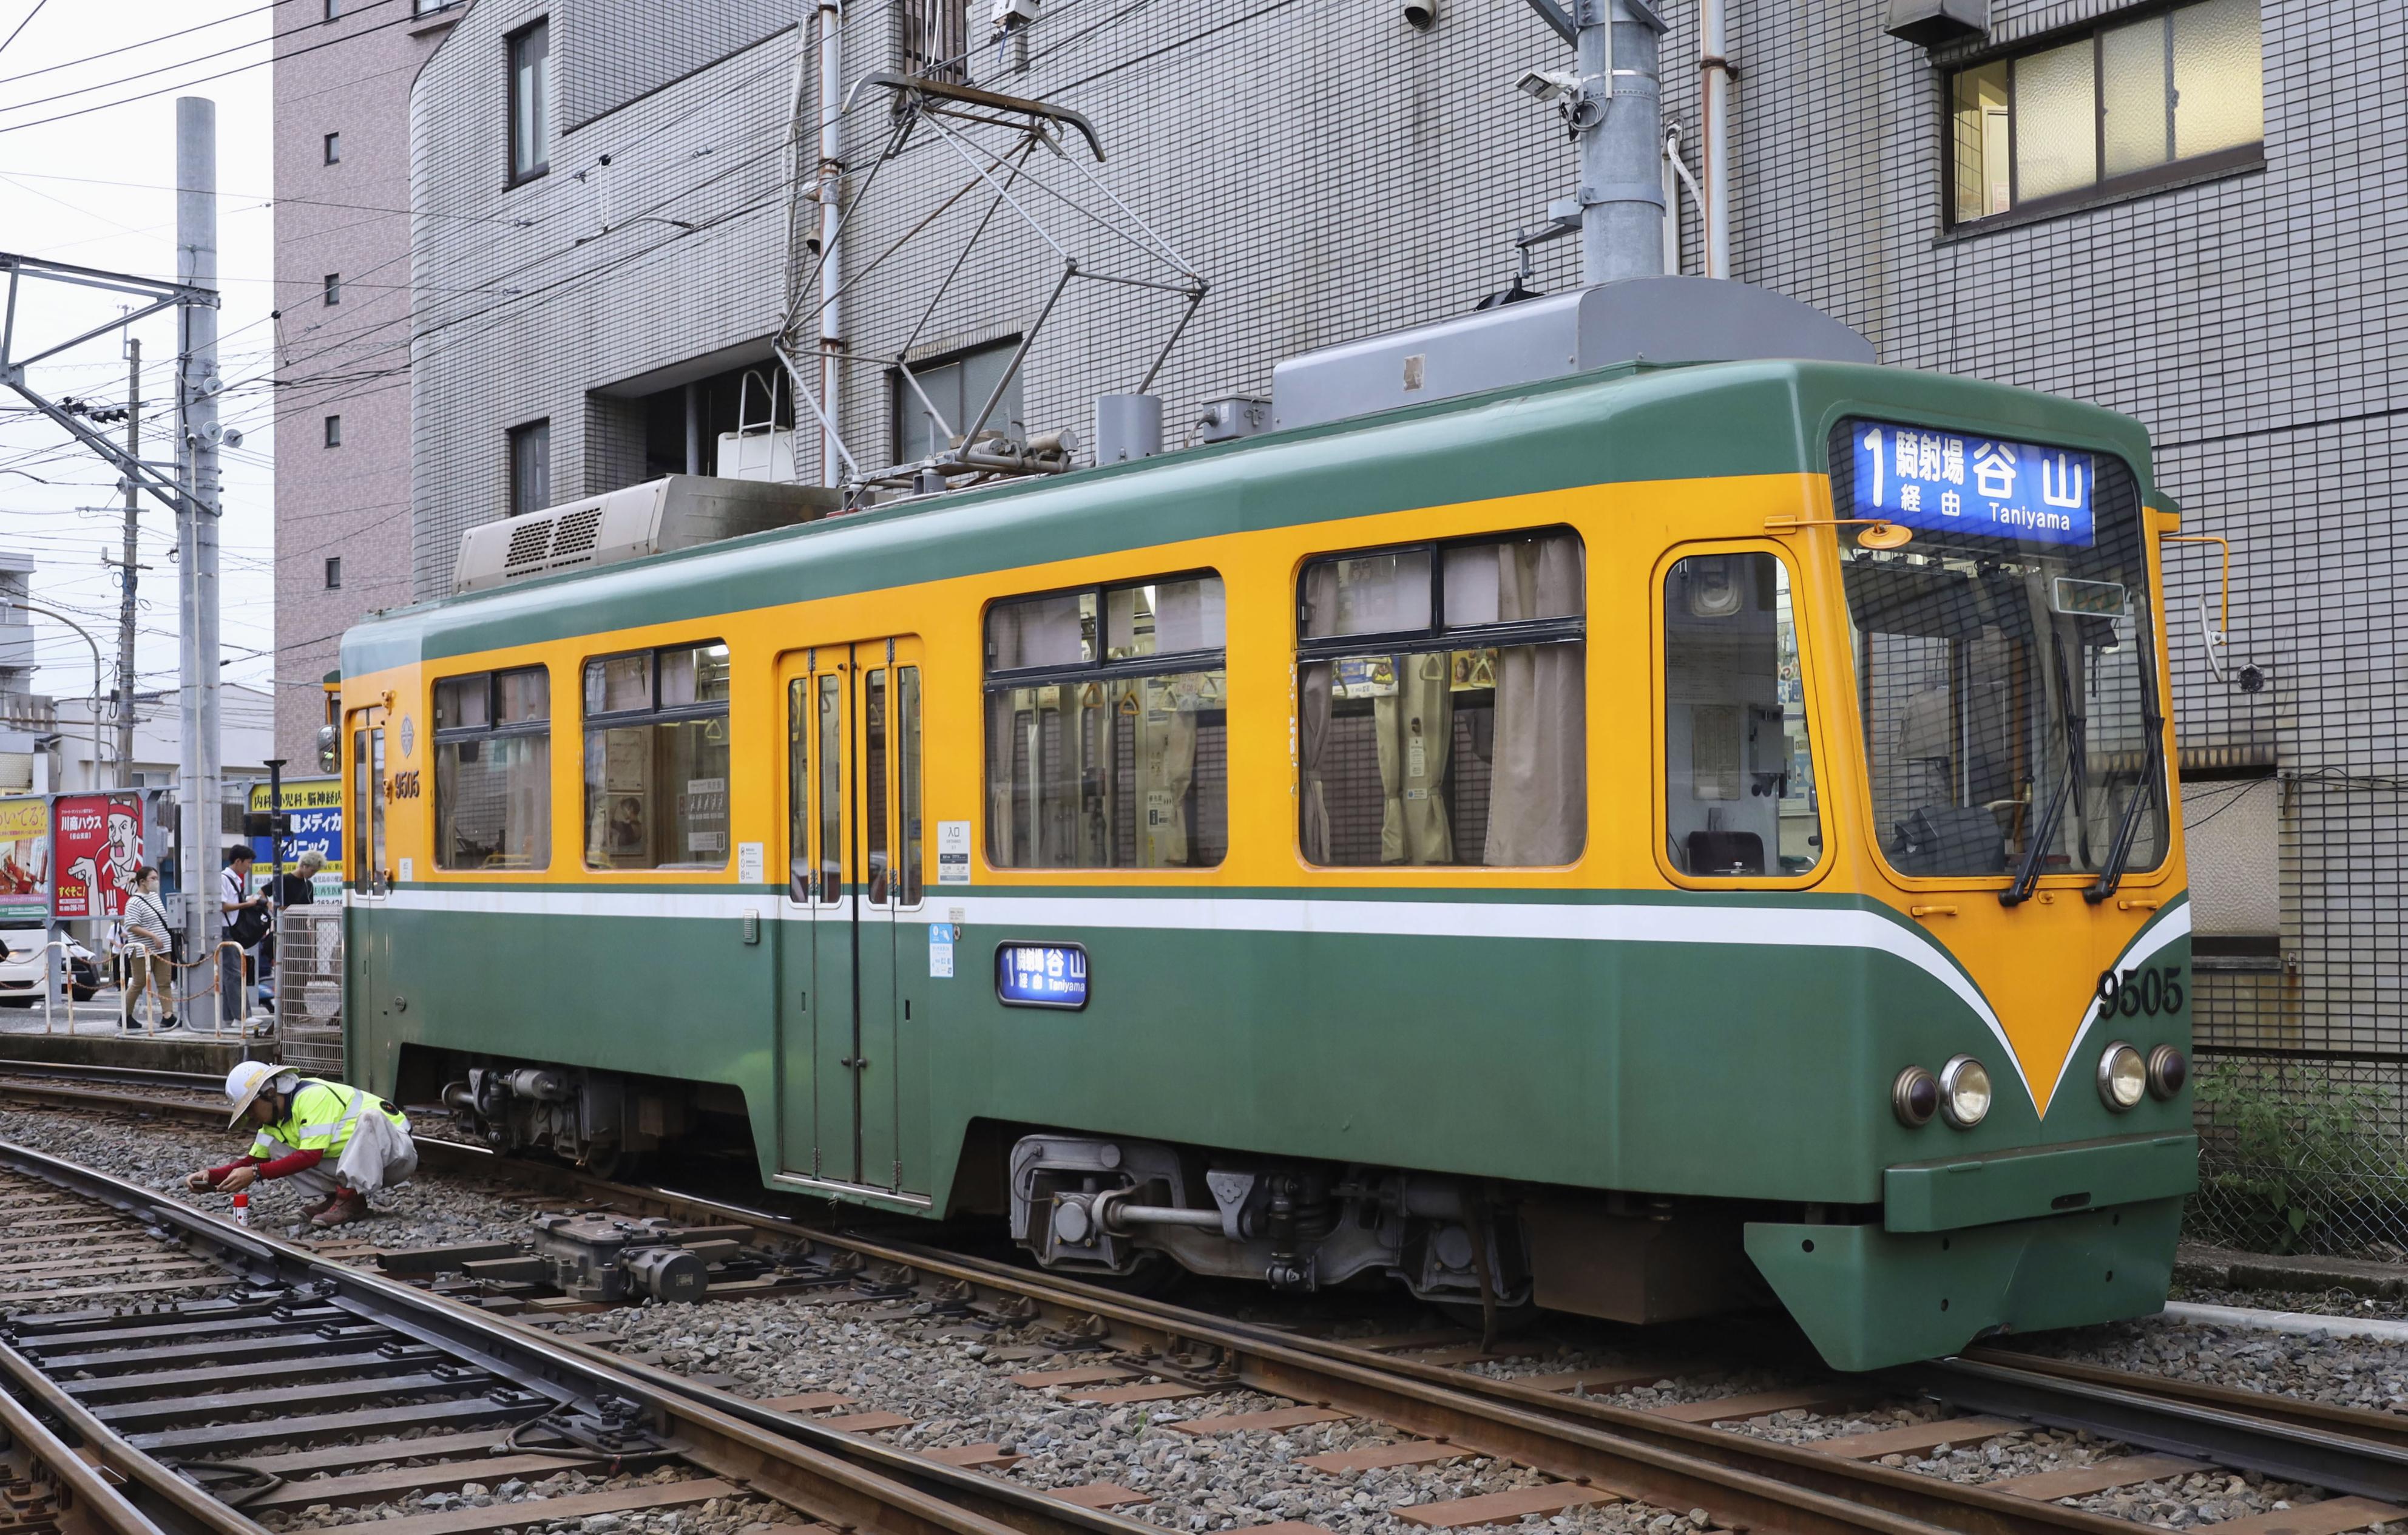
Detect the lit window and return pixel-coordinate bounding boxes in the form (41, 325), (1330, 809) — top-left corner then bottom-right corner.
(985, 575), (1227, 870)
(323, 132), (340, 165)
(433, 668), (551, 870)
(322, 272), (340, 305)
(893, 338), (1024, 465)
(583, 644), (731, 870)
(507, 19), (550, 184)
(509, 418), (549, 515)
(1297, 532), (1586, 867)
(323, 414), (342, 447)
(1952, 0), (2261, 225)
(325, 557), (342, 589)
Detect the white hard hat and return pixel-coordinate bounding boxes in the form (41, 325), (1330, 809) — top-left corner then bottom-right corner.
(224, 1060), (290, 1127)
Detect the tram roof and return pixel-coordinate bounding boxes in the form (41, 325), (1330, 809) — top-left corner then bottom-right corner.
(343, 357), (2155, 674)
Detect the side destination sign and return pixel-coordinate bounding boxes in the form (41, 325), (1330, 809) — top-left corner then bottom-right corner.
(996, 943), (1088, 1009)
(1850, 421), (2095, 547)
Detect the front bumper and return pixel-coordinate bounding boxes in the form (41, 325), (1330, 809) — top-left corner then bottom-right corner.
(1884, 1133), (2198, 1232)
(1745, 1196), (2183, 1371)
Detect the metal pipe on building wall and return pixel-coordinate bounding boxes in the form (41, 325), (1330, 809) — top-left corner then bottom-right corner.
(1577, 0), (1666, 286)
(815, 0), (844, 489)
(1700, 0), (1732, 279)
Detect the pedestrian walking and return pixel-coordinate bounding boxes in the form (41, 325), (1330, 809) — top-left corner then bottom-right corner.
(186, 1062), (416, 1227)
(117, 866), (177, 1032)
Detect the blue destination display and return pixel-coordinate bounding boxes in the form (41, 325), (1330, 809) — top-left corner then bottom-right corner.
(1850, 422), (2095, 547)
(997, 943), (1089, 1009)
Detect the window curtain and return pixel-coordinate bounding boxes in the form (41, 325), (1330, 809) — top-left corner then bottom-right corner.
(1137, 678), (1196, 867)
(986, 691), (1020, 868)
(1484, 534), (1586, 866)
(1299, 564), (1337, 863)
(1379, 653), (1452, 864)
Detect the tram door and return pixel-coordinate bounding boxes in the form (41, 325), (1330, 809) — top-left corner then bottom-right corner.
(345, 705), (394, 1037)
(774, 639), (926, 1196)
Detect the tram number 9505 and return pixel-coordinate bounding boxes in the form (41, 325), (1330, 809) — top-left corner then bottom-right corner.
(2096, 964), (2185, 1018)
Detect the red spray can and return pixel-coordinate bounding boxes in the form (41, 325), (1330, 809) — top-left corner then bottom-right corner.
(232, 1191), (251, 1228)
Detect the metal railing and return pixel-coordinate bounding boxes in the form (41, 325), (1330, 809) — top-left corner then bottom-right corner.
(273, 908), (344, 1076)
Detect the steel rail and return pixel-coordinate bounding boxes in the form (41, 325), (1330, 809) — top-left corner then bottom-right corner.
(0, 1340), (183, 1535)
(1959, 1347), (2408, 1449)
(11, 1080), (2404, 1528)
(1899, 1356), (2408, 1502)
(0, 1337), (262, 1535)
(0, 1137), (1145, 1535)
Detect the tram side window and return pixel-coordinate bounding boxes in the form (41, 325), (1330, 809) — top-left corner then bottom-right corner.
(583, 642), (731, 870)
(984, 575), (1228, 869)
(1298, 530), (1586, 867)
(431, 668), (552, 870)
(1662, 554), (1820, 878)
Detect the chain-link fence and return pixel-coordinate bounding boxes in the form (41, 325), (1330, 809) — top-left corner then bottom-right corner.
(274, 909), (345, 1079)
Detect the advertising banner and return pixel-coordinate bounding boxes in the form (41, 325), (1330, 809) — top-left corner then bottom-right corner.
(0, 798), (49, 925)
(248, 778), (344, 900)
(53, 793), (144, 921)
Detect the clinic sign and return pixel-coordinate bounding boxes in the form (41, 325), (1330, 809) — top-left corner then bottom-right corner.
(52, 793), (143, 921)
(1850, 422), (2096, 548)
(248, 778), (343, 898)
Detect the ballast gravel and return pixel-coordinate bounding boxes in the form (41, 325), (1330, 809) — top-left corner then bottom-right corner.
(4, 1100), (2403, 1531)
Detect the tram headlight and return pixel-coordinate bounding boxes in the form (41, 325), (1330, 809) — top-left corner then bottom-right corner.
(1892, 1066), (1940, 1128)
(2097, 1042), (2147, 1111)
(1938, 1055), (1992, 1128)
(2147, 1043), (2189, 1101)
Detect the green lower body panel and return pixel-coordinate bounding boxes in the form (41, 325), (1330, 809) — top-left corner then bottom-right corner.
(1743, 1197), (2183, 1371)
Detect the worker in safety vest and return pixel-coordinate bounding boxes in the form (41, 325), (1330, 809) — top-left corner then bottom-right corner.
(186, 1062), (417, 1227)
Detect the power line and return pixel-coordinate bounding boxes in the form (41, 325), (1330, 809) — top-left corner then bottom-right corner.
(0, 0), (48, 60)
(0, 0), (279, 87)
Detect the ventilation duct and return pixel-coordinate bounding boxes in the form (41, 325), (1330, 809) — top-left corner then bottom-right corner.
(454, 474), (838, 594)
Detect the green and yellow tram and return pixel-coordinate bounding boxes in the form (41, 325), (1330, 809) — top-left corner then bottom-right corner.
(336, 341), (2194, 1370)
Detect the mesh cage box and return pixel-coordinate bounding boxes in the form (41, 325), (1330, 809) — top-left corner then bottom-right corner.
(275, 908), (345, 1076)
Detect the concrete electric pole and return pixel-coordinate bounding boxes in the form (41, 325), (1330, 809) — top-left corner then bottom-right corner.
(1576, 0), (1666, 286)
(117, 336), (139, 788)
(175, 95), (225, 985)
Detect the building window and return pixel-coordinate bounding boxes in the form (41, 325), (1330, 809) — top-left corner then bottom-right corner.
(895, 0), (968, 81)
(986, 575), (1227, 869)
(323, 414), (342, 447)
(1299, 532), (1586, 867)
(323, 132), (341, 164)
(507, 19), (551, 184)
(893, 338), (1024, 466)
(325, 557), (342, 589)
(433, 667), (552, 870)
(323, 273), (340, 305)
(583, 643), (731, 870)
(1662, 552), (1819, 878)
(508, 418), (550, 516)
(1952, 0), (2262, 226)
(323, 0), (339, 19)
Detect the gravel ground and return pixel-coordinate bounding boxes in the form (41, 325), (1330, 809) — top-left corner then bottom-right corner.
(0, 1106), (549, 1245)
(5, 1102), (2401, 1533)
(2175, 1282), (2408, 1321)
(256, 1463), (800, 1535)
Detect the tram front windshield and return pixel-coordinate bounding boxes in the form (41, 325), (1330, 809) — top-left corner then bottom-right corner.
(1831, 422), (2167, 884)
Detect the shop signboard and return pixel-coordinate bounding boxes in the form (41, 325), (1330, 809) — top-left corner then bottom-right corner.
(53, 793), (144, 921)
(248, 778), (344, 900)
(0, 798), (49, 925)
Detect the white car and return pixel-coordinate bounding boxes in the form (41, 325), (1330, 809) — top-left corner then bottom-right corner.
(0, 932), (101, 1006)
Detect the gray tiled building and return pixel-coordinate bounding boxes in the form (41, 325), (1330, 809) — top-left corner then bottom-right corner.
(399, 1), (2395, 1237)
(271, 0), (459, 762)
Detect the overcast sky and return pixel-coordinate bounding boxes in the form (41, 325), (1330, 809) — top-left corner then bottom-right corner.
(0, 0), (276, 710)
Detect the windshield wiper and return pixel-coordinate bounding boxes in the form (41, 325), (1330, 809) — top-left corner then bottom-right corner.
(2086, 708), (2165, 903)
(2001, 632), (2087, 907)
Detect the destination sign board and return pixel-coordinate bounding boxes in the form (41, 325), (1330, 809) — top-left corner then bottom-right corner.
(1850, 422), (2096, 547)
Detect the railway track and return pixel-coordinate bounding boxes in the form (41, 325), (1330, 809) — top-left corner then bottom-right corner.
(0, 1135), (1183, 1535)
(3, 1065), (2406, 1535)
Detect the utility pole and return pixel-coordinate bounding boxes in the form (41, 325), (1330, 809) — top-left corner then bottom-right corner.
(1576, 0), (1666, 286)
(175, 96), (224, 992)
(116, 336), (138, 787)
